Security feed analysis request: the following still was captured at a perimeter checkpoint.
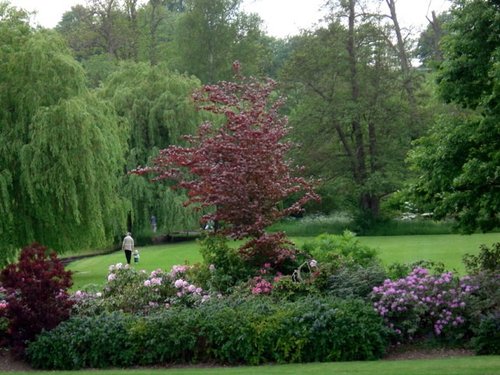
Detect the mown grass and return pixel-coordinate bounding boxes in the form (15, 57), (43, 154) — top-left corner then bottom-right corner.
(8, 356), (500, 375)
(68, 233), (500, 290)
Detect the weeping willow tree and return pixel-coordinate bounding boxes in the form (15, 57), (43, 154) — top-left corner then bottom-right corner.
(100, 62), (204, 235)
(0, 4), (127, 265)
(20, 94), (127, 251)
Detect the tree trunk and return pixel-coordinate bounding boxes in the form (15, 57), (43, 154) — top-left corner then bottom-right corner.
(346, 0), (367, 185)
(385, 0), (418, 135)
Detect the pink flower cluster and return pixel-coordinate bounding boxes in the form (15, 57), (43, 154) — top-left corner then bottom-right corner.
(170, 265), (190, 278)
(371, 267), (477, 338)
(252, 276), (273, 295)
(173, 278), (205, 298)
(251, 264), (283, 295)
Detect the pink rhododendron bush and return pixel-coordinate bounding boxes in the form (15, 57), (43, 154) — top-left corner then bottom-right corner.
(71, 263), (211, 316)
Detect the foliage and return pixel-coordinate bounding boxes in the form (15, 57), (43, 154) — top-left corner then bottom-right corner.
(27, 311), (136, 370)
(323, 263), (387, 299)
(0, 243), (73, 353)
(239, 232), (299, 271)
(471, 314), (500, 355)
(301, 231), (378, 268)
(192, 235), (254, 293)
(371, 267), (477, 343)
(72, 263), (210, 316)
(0, 12), (127, 263)
(281, 14), (422, 225)
(174, 0), (267, 83)
(136, 67), (318, 240)
(101, 62), (204, 234)
(409, 0), (500, 233)
(27, 296), (387, 369)
(463, 242), (500, 275)
(20, 93), (127, 252)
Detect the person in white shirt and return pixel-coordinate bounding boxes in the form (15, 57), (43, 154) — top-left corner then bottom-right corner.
(122, 232), (134, 265)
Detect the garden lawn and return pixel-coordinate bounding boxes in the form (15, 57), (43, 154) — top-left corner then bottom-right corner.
(68, 242), (202, 290)
(68, 233), (500, 290)
(8, 356), (500, 375)
(356, 233), (500, 273)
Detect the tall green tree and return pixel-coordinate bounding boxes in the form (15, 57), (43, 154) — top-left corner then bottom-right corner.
(409, 0), (500, 232)
(0, 4), (127, 264)
(100, 62), (203, 234)
(282, 1), (419, 227)
(174, 0), (267, 83)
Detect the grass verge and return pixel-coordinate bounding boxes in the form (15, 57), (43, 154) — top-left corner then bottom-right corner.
(8, 356), (500, 375)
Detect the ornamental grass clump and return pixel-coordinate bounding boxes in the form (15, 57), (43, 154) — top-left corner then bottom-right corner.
(371, 267), (477, 341)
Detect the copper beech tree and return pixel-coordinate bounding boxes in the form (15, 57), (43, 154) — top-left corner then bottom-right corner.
(135, 63), (319, 263)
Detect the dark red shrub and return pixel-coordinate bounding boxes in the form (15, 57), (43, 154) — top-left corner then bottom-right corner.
(0, 243), (73, 354)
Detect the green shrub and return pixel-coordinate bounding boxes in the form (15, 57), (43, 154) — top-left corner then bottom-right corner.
(302, 231), (379, 267)
(271, 275), (318, 301)
(463, 242), (500, 274)
(471, 314), (500, 355)
(194, 235), (254, 293)
(130, 308), (201, 365)
(324, 263), (387, 299)
(387, 260), (447, 279)
(27, 296), (388, 369)
(27, 312), (136, 369)
(462, 271), (500, 337)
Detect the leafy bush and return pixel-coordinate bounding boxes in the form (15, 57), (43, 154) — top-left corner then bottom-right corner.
(27, 312), (136, 369)
(27, 296), (387, 369)
(471, 314), (500, 355)
(387, 260), (446, 280)
(0, 243), (73, 353)
(463, 242), (500, 274)
(256, 297), (387, 363)
(463, 271), (500, 321)
(371, 268), (477, 343)
(192, 235), (254, 293)
(129, 308), (201, 365)
(72, 263), (210, 316)
(324, 263), (387, 299)
(302, 231), (378, 268)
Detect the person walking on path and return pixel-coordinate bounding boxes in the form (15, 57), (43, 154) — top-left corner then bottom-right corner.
(122, 232), (134, 265)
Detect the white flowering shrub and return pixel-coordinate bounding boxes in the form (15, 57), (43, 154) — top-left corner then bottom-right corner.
(72, 263), (210, 316)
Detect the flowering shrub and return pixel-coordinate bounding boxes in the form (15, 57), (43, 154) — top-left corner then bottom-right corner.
(73, 263), (210, 315)
(0, 243), (73, 353)
(371, 267), (478, 342)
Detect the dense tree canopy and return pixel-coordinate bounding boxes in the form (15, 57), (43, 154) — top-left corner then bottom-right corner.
(100, 62), (204, 234)
(281, 0), (423, 227)
(409, 0), (500, 232)
(0, 7), (127, 264)
(174, 0), (267, 83)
